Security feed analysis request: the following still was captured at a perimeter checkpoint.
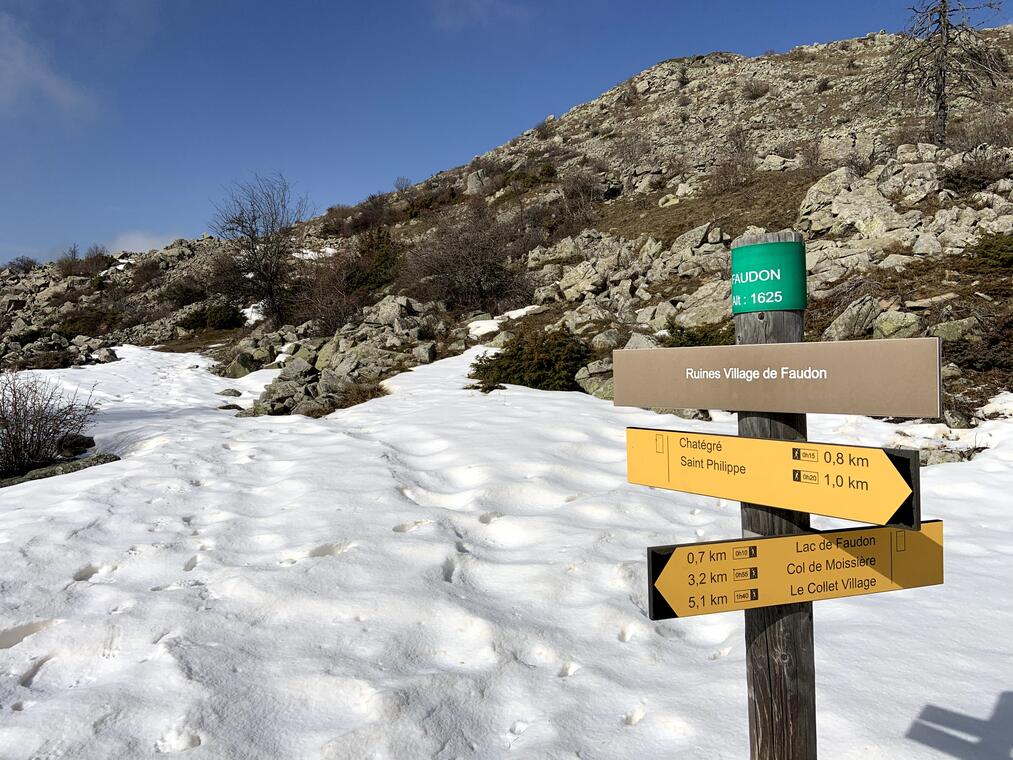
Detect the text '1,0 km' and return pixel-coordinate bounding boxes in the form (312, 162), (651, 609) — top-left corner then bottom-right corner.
(627, 429), (920, 528)
(647, 521), (943, 620)
(613, 337), (942, 418)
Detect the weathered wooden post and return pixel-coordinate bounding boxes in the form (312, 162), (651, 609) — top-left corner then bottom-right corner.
(731, 229), (817, 759)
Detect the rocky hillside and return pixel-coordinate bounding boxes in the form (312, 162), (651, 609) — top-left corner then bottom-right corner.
(3, 27), (1013, 429)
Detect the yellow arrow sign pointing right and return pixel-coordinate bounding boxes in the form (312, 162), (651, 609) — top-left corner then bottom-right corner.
(627, 428), (919, 527)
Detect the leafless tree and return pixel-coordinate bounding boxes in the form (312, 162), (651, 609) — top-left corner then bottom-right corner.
(393, 176), (412, 194)
(708, 125), (755, 192)
(7, 256), (38, 275)
(0, 371), (96, 478)
(211, 173), (308, 325)
(400, 202), (533, 313)
(290, 254), (361, 334)
(559, 169), (603, 224)
(883, 1), (1009, 145)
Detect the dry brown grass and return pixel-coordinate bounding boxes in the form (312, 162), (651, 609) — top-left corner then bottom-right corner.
(154, 327), (252, 359)
(803, 252), (1012, 411)
(596, 169), (821, 245)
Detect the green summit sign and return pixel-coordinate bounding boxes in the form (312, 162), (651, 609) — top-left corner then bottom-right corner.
(730, 240), (807, 315)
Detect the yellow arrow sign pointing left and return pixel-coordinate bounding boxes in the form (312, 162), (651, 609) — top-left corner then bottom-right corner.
(648, 521), (944, 619)
(627, 428), (919, 527)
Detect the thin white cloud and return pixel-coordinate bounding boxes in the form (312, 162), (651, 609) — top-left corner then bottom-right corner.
(0, 12), (95, 117)
(106, 231), (180, 254)
(429, 0), (531, 31)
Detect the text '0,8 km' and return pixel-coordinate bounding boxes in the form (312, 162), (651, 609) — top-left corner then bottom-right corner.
(627, 428), (921, 528)
(647, 521), (944, 619)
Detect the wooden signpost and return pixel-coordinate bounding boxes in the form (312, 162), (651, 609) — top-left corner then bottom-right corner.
(616, 230), (945, 760)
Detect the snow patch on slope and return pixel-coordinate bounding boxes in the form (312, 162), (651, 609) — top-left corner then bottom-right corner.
(0, 346), (1009, 758)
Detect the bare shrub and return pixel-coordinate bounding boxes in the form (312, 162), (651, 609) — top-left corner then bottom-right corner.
(616, 81), (641, 109)
(54, 244), (113, 278)
(7, 256), (38, 275)
(345, 226), (405, 294)
(393, 176), (412, 194)
(708, 125), (755, 192)
(741, 79), (771, 100)
(211, 173), (308, 326)
(81, 245), (112, 276)
(334, 381), (388, 410)
(610, 134), (652, 166)
(798, 138), (822, 171)
(771, 141), (798, 160)
(131, 258), (162, 291)
(0, 371), (97, 478)
(534, 118), (555, 139)
(55, 244), (81, 278)
(815, 76), (832, 93)
(840, 152), (874, 175)
(353, 193), (394, 233)
(941, 147), (1013, 193)
(666, 152), (692, 178)
(400, 203), (533, 314)
(292, 228), (404, 333)
(162, 275), (208, 308)
(406, 182), (460, 217)
(291, 256), (360, 335)
(949, 113), (1013, 150)
(559, 169), (603, 225)
(319, 204), (355, 237)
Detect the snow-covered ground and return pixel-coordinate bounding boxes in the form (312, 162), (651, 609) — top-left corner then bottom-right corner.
(0, 346), (1010, 759)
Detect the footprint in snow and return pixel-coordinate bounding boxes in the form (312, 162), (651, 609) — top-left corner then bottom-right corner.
(154, 727), (201, 753)
(101, 625), (121, 659)
(392, 520), (432, 533)
(278, 541), (357, 566)
(0, 620), (54, 649)
(73, 563), (116, 583)
(558, 661), (581, 678)
(307, 541), (357, 558)
(441, 555), (459, 583)
(19, 655), (53, 687)
(624, 707), (645, 726)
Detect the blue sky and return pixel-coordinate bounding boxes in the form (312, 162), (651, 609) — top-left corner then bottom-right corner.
(0, 0), (992, 262)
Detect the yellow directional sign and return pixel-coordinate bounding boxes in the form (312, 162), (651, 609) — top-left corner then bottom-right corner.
(648, 521), (943, 619)
(627, 428), (920, 527)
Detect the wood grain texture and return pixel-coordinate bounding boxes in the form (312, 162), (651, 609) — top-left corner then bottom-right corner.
(732, 230), (817, 760)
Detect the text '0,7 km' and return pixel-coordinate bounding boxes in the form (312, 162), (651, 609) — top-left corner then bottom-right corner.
(627, 428), (921, 528)
(647, 521), (944, 619)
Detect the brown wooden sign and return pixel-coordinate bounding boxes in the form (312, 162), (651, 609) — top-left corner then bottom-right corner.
(613, 337), (941, 418)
